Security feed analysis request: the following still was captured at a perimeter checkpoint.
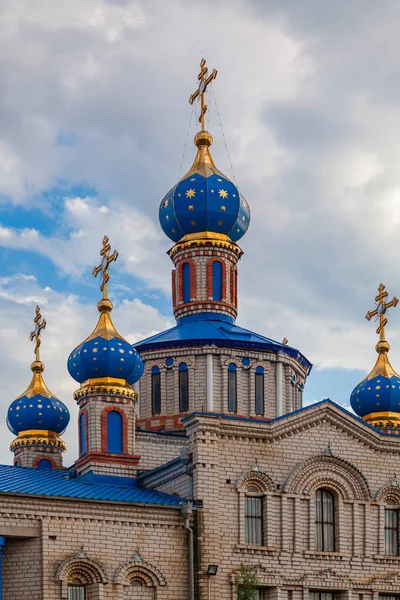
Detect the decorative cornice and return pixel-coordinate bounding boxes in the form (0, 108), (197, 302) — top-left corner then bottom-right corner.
(168, 233), (243, 258)
(74, 381), (137, 401)
(10, 429), (66, 451)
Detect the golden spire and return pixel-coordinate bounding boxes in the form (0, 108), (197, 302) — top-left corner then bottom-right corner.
(189, 58), (217, 132)
(30, 305), (46, 362)
(364, 283), (399, 379)
(92, 235), (119, 301)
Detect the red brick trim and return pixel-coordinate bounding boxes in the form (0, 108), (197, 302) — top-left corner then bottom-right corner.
(101, 406), (128, 454)
(74, 451), (140, 469)
(231, 266), (238, 307)
(33, 456), (57, 469)
(78, 408), (89, 456)
(207, 258), (227, 300)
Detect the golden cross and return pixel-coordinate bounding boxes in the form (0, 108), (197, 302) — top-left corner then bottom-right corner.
(30, 305), (46, 362)
(366, 283), (398, 340)
(188, 58), (217, 130)
(92, 235), (119, 299)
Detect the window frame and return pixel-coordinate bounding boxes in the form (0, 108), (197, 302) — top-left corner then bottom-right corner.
(151, 366), (161, 415)
(385, 502), (400, 556)
(245, 494), (263, 546)
(315, 488), (335, 552)
(179, 362), (189, 413)
(228, 363), (237, 412)
(255, 366), (264, 415)
(67, 583), (86, 600)
(182, 262), (191, 303)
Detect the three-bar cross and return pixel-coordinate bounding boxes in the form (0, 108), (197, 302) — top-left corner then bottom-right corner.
(92, 235), (119, 299)
(189, 58), (217, 130)
(30, 305), (46, 362)
(366, 283), (398, 340)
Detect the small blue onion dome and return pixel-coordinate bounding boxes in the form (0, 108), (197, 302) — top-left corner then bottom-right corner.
(350, 339), (400, 423)
(7, 360), (70, 436)
(159, 131), (250, 243)
(68, 298), (144, 385)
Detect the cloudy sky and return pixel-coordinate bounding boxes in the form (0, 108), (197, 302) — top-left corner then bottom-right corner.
(1, 0), (400, 465)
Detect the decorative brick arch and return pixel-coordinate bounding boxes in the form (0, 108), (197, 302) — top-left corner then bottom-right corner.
(56, 550), (108, 584)
(33, 456), (57, 469)
(376, 475), (400, 502)
(236, 460), (275, 492)
(178, 259), (196, 303)
(207, 257), (227, 300)
(114, 554), (167, 587)
(101, 406), (128, 454)
(282, 453), (371, 500)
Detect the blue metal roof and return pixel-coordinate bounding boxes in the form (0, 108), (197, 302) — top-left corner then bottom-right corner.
(0, 464), (184, 506)
(136, 313), (312, 372)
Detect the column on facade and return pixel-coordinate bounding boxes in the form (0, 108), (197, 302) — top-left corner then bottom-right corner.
(206, 353), (214, 412)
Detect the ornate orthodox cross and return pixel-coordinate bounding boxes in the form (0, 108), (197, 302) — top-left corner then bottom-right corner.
(366, 283), (398, 339)
(30, 305), (46, 362)
(92, 235), (119, 299)
(189, 58), (217, 130)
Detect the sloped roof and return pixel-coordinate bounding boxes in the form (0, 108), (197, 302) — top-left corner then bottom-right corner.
(0, 464), (184, 507)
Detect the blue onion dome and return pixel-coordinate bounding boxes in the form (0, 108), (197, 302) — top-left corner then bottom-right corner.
(160, 130), (250, 244)
(67, 298), (144, 386)
(350, 339), (400, 425)
(7, 360), (70, 436)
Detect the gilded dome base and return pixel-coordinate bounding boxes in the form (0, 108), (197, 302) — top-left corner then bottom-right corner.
(10, 429), (66, 451)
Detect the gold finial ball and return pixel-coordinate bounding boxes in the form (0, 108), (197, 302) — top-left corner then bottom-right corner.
(31, 360), (44, 373)
(376, 340), (390, 354)
(97, 298), (113, 313)
(194, 131), (213, 147)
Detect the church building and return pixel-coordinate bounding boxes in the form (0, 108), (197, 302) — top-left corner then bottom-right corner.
(2, 60), (400, 600)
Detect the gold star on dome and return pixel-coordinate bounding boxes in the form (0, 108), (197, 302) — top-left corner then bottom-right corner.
(190, 178), (196, 181)
(190, 220), (197, 226)
(186, 189), (195, 198)
(242, 216), (246, 221)
(188, 205), (194, 210)
(163, 199), (169, 208)
(218, 189), (228, 198)
(220, 206), (226, 211)
(172, 228), (176, 233)
(166, 215), (169, 221)
(218, 220), (223, 226)
(210, 189), (214, 193)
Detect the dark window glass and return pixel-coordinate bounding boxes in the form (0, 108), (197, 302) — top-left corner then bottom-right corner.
(37, 459), (53, 470)
(309, 592), (335, 600)
(228, 363), (237, 412)
(182, 262), (190, 303)
(79, 413), (86, 455)
(152, 366), (161, 415)
(385, 508), (399, 555)
(107, 411), (123, 454)
(179, 362), (189, 412)
(255, 366), (264, 415)
(315, 489), (335, 551)
(212, 261), (222, 301)
(245, 496), (263, 545)
(68, 585), (86, 600)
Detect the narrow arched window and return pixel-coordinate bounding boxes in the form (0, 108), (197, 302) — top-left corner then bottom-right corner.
(255, 366), (264, 415)
(212, 261), (222, 301)
(182, 262), (190, 303)
(79, 413), (86, 455)
(245, 490), (263, 546)
(37, 459), (53, 470)
(68, 581), (86, 600)
(107, 411), (123, 454)
(228, 363), (237, 412)
(152, 366), (161, 415)
(385, 499), (399, 555)
(315, 488), (335, 551)
(179, 362), (189, 412)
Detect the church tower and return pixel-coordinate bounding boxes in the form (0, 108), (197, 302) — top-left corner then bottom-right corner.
(351, 283), (400, 431)
(136, 60), (311, 432)
(67, 236), (144, 477)
(7, 306), (70, 469)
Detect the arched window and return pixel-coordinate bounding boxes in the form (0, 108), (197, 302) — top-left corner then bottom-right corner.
(152, 366), (161, 415)
(79, 413), (86, 455)
(315, 488), (335, 551)
(228, 363), (237, 412)
(68, 580), (86, 600)
(37, 459), (53, 470)
(179, 362), (189, 412)
(255, 366), (264, 415)
(14, 459), (21, 467)
(212, 261), (222, 301)
(107, 411), (123, 454)
(182, 262), (190, 303)
(385, 499), (399, 555)
(245, 487), (263, 546)
(290, 376), (296, 412)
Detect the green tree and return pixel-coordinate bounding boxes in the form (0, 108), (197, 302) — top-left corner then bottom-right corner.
(234, 563), (259, 600)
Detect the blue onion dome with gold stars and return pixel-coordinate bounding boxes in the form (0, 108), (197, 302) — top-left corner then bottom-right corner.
(67, 297), (144, 385)
(7, 360), (70, 436)
(7, 305), (70, 438)
(160, 130), (250, 243)
(350, 284), (400, 427)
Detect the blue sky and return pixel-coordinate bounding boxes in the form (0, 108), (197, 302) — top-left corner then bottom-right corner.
(1, 0), (400, 465)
